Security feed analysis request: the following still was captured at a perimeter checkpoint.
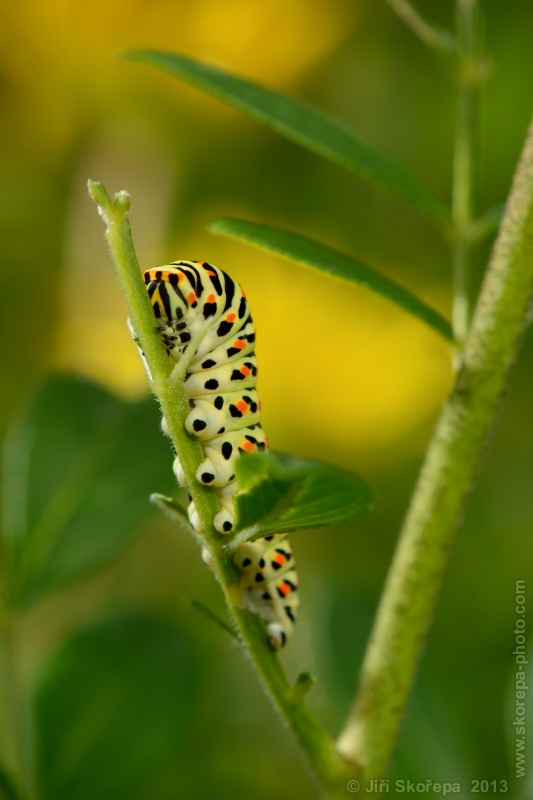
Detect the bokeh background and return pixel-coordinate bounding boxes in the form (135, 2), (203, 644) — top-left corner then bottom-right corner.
(1, 1), (532, 798)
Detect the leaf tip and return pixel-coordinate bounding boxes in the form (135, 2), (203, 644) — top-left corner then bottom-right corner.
(119, 48), (144, 63)
(207, 218), (224, 235)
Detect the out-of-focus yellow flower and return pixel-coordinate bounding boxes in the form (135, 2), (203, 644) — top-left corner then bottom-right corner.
(40, 0), (451, 467)
(1, 0), (355, 156)
(251, 256), (452, 464)
(46, 0), (362, 396)
(56, 177), (451, 466)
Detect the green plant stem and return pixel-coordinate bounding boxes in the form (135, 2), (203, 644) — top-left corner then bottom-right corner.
(88, 180), (352, 793)
(452, 0), (484, 346)
(384, 0), (457, 56)
(336, 112), (533, 780)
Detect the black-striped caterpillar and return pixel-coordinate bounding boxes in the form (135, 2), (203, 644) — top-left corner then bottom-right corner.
(142, 261), (298, 649)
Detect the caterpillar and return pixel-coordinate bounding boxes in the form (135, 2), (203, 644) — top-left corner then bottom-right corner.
(142, 260), (299, 650)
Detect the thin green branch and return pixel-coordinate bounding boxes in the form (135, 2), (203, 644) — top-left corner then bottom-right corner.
(336, 112), (533, 780)
(452, 0), (484, 346)
(87, 182), (172, 383)
(384, 0), (457, 56)
(88, 180), (352, 793)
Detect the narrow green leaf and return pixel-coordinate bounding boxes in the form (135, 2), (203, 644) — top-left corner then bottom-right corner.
(1, 375), (175, 608)
(35, 615), (202, 800)
(123, 50), (449, 225)
(210, 217), (454, 341)
(150, 493), (196, 537)
(183, 597), (239, 641)
(228, 452), (373, 552)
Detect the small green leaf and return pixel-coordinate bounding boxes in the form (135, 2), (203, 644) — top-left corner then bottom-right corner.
(1, 375), (175, 607)
(183, 597), (239, 641)
(228, 452), (373, 552)
(150, 493), (195, 537)
(123, 50), (449, 225)
(35, 614), (202, 800)
(210, 217), (454, 341)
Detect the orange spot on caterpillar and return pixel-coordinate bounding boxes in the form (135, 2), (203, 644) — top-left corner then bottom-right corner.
(226, 313), (236, 322)
(207, 270), (216, 276)
(187, 292), (196, 303)
(240, 366), (250, 377)
(207, 294), (216, 303)
(236, 400), (248, 412)
(242, 440), (255, 452)
(274, 552), (286, 565)
(278, 582), (291, 597)
(233, 340), (246, 350)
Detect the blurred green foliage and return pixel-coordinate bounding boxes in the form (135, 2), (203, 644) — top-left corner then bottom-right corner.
(36, 614), (202, 800)
(1, 1), (532, 799)
(2, 376), (175, 608)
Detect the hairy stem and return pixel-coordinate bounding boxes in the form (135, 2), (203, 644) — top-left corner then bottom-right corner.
(452, 0), (484, 345)
(88, 180), (351, 792)
(336, 112), (533, 780)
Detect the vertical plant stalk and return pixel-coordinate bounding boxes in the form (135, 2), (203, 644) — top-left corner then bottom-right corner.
(87, 181), (352, 793)
(452, 0), (484, 345)
(336, 113), (533, 780)
(0, 615), (36, 800)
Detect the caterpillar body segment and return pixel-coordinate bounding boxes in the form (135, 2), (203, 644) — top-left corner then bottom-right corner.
(144, 261), (298, 650)
(184, 389), (261, 440)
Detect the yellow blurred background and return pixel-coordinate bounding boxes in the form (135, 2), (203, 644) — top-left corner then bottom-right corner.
(1, 0), (456, 468)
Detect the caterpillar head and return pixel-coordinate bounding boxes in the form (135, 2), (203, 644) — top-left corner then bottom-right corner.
(143, 264), (193, 324)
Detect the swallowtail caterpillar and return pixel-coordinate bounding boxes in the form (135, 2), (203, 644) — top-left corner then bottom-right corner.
(142, 261), (298, 649)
